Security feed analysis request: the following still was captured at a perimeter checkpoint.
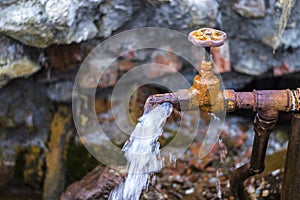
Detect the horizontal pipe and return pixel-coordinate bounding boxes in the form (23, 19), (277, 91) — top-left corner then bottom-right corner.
(144, 89), (298, 113)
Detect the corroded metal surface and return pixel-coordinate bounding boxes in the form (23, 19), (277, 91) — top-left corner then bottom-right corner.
(230, 110), (278, 199)
(188, 28), (227, 47)
(189, 60), (223, 112)
(143, 92), (179, 114)
(282, 113), (300, 200)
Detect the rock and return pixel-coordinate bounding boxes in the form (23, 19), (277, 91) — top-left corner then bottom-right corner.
(220, 0), (300, 76)
(43, 106), (72, 200)
(222, 72), (254, 90)
(0, 79), (50, 129)
(13, 146), (44, 189)
(61, 166), (125, 200)
(151, 0), (219, 29)
(97, 0), (140, 37)
(281, 26), (300, 49)
(45, 0), (76, 29)
(0, 0), (100, 48)
(273, 62), (294, 76)
(145, 48), (182, 78)
(0, 156), (11, 190)
(45, 43), (82, 72)
(47, 80), (73, 102)
(0, 58), (40, 88)
(233, 55), (268, 76)
(211, 41), (231, 73)
(0, 36), (40, 88)
(142, 189), (165, 200)
(65, 135), (100, 183)
(233, 0), (266, 18)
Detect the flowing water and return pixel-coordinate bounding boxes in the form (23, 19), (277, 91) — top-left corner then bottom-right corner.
(109, 103), (173, 200)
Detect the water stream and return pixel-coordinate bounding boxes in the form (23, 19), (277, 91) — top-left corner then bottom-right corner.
(109, 102), (173, 200)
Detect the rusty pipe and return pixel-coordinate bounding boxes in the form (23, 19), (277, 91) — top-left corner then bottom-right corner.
(144, 88), (300, 114)
(281, 113), (300, 200)
(230, 110), (278, 199)
(143, 92), (179, 114)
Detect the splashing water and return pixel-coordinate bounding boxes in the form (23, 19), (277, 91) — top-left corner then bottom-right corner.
(216, 170), (222, 200)
(218, 138), (227, 164)
(214, 137), (227, 199)
(109, 103), (173, 200)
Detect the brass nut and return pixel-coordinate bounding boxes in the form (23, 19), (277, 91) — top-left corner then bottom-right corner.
(223, 90), (235, 112)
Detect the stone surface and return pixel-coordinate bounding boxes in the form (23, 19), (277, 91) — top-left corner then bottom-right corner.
(233, 0), (266, 18)
(146, 48), (183, 78)
(150, 0), (219, 29)
(14, 146), (44, 189)
(0, 79), (50, 129)
(45, 43), (82, 72)
(0, 0), (100, 48)
(211, 41), (231, 73)
(0, 36), (40, 88)
(0, 58), (40, 88)
(220, 0), (300, 76)
(47, 80), (73, 102)
(0, 156), (11, 190)
(97, 0), (140, 37)
(43, 106), (72, 200)
(61, 166), (125, 200)
(234, 55), (268, 76)
(273, 62), (295, 76)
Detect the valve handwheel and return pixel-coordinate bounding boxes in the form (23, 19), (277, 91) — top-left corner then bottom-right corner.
(188, 28), (227, 47)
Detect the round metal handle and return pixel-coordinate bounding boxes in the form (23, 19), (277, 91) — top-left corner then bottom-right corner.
(188, 28), (227, 47)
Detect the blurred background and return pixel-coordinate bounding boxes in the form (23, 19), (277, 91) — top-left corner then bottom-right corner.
(0, 0), (300, 199)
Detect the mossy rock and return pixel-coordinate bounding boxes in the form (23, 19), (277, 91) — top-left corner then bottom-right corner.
(13, 146), (44, 189)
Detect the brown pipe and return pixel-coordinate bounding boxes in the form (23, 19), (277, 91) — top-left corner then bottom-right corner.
(230, 110), (278, 199)
(229, 163), (252, 200)
(281, 113), (300, 200)
(144, 89), (300, 113)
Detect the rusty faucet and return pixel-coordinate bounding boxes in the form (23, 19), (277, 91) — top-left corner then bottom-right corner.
(144, 28), (300, 199)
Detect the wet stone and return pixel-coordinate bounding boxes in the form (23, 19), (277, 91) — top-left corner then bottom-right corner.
(0, 0), (100, 48)
(233, 55), (268, 76)
(13, 146), (44, 190)
(45, 43), (82, 72)
(146, 49), (183, 78)
(61, 167), (125, 200)
(97, 0), (140, 37)
(233, 0), (266, 18)
(273, 62), (295, 77)
(47, 80), (73, 103)
(0, 156), (11, 190)
(151, 0), (219, 29)
(0, 36), (40, 88)
(211, 41), (231, 73)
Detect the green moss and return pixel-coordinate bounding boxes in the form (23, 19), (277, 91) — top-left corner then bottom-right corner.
(65, 135), (100, 184)
(13, 146), (44, 189)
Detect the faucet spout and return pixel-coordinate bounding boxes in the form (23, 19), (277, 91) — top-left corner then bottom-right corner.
(143, 92), (179, 114)
(143, 89), (200, 114)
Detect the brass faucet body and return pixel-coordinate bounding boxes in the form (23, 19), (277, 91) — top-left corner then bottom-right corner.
(189, 60), (223, 113)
